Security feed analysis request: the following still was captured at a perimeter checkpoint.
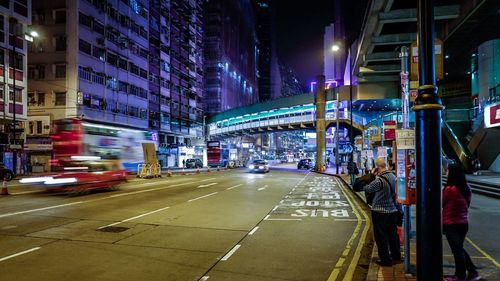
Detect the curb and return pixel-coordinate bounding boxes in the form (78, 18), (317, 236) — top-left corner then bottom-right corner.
(317, 171), (375, 281)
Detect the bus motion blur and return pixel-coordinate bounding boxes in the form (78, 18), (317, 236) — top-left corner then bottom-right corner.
(51, 119), (157, 172)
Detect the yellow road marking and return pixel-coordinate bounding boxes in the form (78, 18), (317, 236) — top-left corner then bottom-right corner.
(327, 177), (370, 281)
(340, 178), (371, 281)
(466, 237), (500, 268)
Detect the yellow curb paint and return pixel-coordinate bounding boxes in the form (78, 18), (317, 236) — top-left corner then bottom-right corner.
(326, 177), (370, 281)
(466, 237), (500, 268)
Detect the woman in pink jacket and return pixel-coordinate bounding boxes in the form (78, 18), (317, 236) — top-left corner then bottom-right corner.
(443, 164), (480, 281)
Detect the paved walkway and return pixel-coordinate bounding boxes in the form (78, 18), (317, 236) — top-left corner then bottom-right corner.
(322, 169), (417, 281)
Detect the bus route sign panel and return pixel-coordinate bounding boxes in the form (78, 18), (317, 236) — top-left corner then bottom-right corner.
(396, 129), (415, 149)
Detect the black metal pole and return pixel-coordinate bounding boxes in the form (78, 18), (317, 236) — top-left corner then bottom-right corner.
(414, 0), (444, 280)
(349, 46), (354, 184)
(10, 18), (17, 176)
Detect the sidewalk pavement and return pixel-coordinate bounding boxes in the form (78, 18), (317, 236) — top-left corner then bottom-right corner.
(322, 168), (417, 281)
(467, 170), (500, 185)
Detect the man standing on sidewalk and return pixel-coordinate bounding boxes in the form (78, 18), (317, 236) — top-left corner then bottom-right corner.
(361, 157), (401, 266)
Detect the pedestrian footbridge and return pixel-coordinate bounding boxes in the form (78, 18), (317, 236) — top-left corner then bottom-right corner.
(206, 92), (367, 137)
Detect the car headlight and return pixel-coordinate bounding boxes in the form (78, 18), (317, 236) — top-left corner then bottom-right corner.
(249, 165), (255, 169)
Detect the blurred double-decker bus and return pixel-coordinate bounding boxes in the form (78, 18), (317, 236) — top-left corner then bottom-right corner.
(51, 119), (157, 172)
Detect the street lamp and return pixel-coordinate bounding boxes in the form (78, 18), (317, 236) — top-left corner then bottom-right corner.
(330, 41), (354, 181)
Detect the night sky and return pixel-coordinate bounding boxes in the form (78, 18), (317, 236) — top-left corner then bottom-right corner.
(274, 0), (368, 85)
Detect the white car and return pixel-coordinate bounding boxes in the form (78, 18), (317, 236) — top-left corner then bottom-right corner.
(248, 160), (270, 173)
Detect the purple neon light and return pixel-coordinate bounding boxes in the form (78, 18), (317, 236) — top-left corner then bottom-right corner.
(310, 79), (339, 92)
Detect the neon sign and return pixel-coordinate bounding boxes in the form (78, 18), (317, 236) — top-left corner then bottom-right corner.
(310, 79), (339, 92)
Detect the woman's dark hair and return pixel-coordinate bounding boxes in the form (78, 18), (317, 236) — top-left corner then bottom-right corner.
(446, 164), (472, 202)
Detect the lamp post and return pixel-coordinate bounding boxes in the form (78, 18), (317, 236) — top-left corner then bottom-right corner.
(9, 18), (38, 175)
(9, 17), (20, 175)
(414, 0), (444, 279)
(332, 41), (354, 180)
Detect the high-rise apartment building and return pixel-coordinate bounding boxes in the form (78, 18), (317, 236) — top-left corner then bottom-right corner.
(203, 0), (258, 115)
(0, 0), (32, 173)
(26, 0), (204, 170)
(280, 64), (305, 97)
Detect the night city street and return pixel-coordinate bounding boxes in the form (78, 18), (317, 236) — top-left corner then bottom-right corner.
(1, 168), (370, 281)
(1, 0), (500, 280)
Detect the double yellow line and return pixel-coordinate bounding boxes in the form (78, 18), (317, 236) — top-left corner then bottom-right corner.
(327, 177), (371, 281)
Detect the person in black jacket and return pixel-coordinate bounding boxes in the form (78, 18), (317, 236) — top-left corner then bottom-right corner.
(355, 157), (401, 267)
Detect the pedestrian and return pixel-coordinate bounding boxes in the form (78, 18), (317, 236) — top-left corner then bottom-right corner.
(356, 157), (401, 266)
(182, 159), (185, 168)
(443, 164), (480, 281)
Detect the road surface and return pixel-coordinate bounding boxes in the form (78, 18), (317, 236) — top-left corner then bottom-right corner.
(0, 168), (371, 281)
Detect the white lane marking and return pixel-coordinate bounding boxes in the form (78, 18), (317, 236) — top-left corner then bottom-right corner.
(257, 185), (268, 191)
(264, 215), (270, 220)
(0, 247), (41, 262)
(221, 245), (241, 261)
(197, 183), (217, 188)
(10, 190), (41, 195)
(265, 218), (302, 221)
(226, 184), (242, 190)
(188, 192), (218, 202)
(109, 180), (202, 198)
(98, 206), (171, 229)
(248, 226), (259, 235)
(0, 201), (84, 219)
(200, 178), (216, 182)
(0, 178), (218, 219)
(200, 277), (210, 281)
(272, 206), (279, 211)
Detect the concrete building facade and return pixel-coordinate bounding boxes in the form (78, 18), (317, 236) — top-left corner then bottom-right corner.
(26, 0), (204, 171)
(203, 0), (258, 115)
(0, 0), (32, 173)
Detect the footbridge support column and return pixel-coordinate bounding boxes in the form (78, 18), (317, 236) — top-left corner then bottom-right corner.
(315, 75), (326, 172)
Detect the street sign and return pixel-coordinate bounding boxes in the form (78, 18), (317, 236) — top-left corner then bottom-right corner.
(410, 39), (444, 81)
(396, 129), (415, 149)
(383, 120), (397, 140)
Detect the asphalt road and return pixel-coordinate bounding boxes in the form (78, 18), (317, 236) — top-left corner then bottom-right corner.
(0, 168), (370, 281)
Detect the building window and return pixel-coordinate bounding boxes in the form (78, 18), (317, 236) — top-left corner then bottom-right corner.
(93, 46), (105, 61)
(0, 15), (4, 43)
(118, 58), (128, 70)
(93, 21), (104, 35)
(106, 52), (117, 66)
(0, 88), (3, 99)
(28, 121), (34, 135)
(9, 87), (22, 103)
(36, 65), (45, 79)
(37, 92), (45, 106)
(79, 12), (92, 29)
(55, 35), (67, 51)
(79, 39), (92, 55)
(54, 9), (66, 24)
(14, 0), (28, 17)
(9, 53), (23, 70)
(55, 64), (66, 78)
(78, 66), (92, 81)
(36, 121), (43, 134)
(54, 92), (66, 106)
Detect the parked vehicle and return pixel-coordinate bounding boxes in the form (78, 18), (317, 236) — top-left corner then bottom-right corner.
(0, 164), (14, 181)
(297, 159), (313, 170)
(185, 158), (203, 168)
(248, 160), (270, 173)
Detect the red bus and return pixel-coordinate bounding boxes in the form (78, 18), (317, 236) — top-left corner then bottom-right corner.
(207, 141), (221, 167)
(51, 119), (156, 171)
